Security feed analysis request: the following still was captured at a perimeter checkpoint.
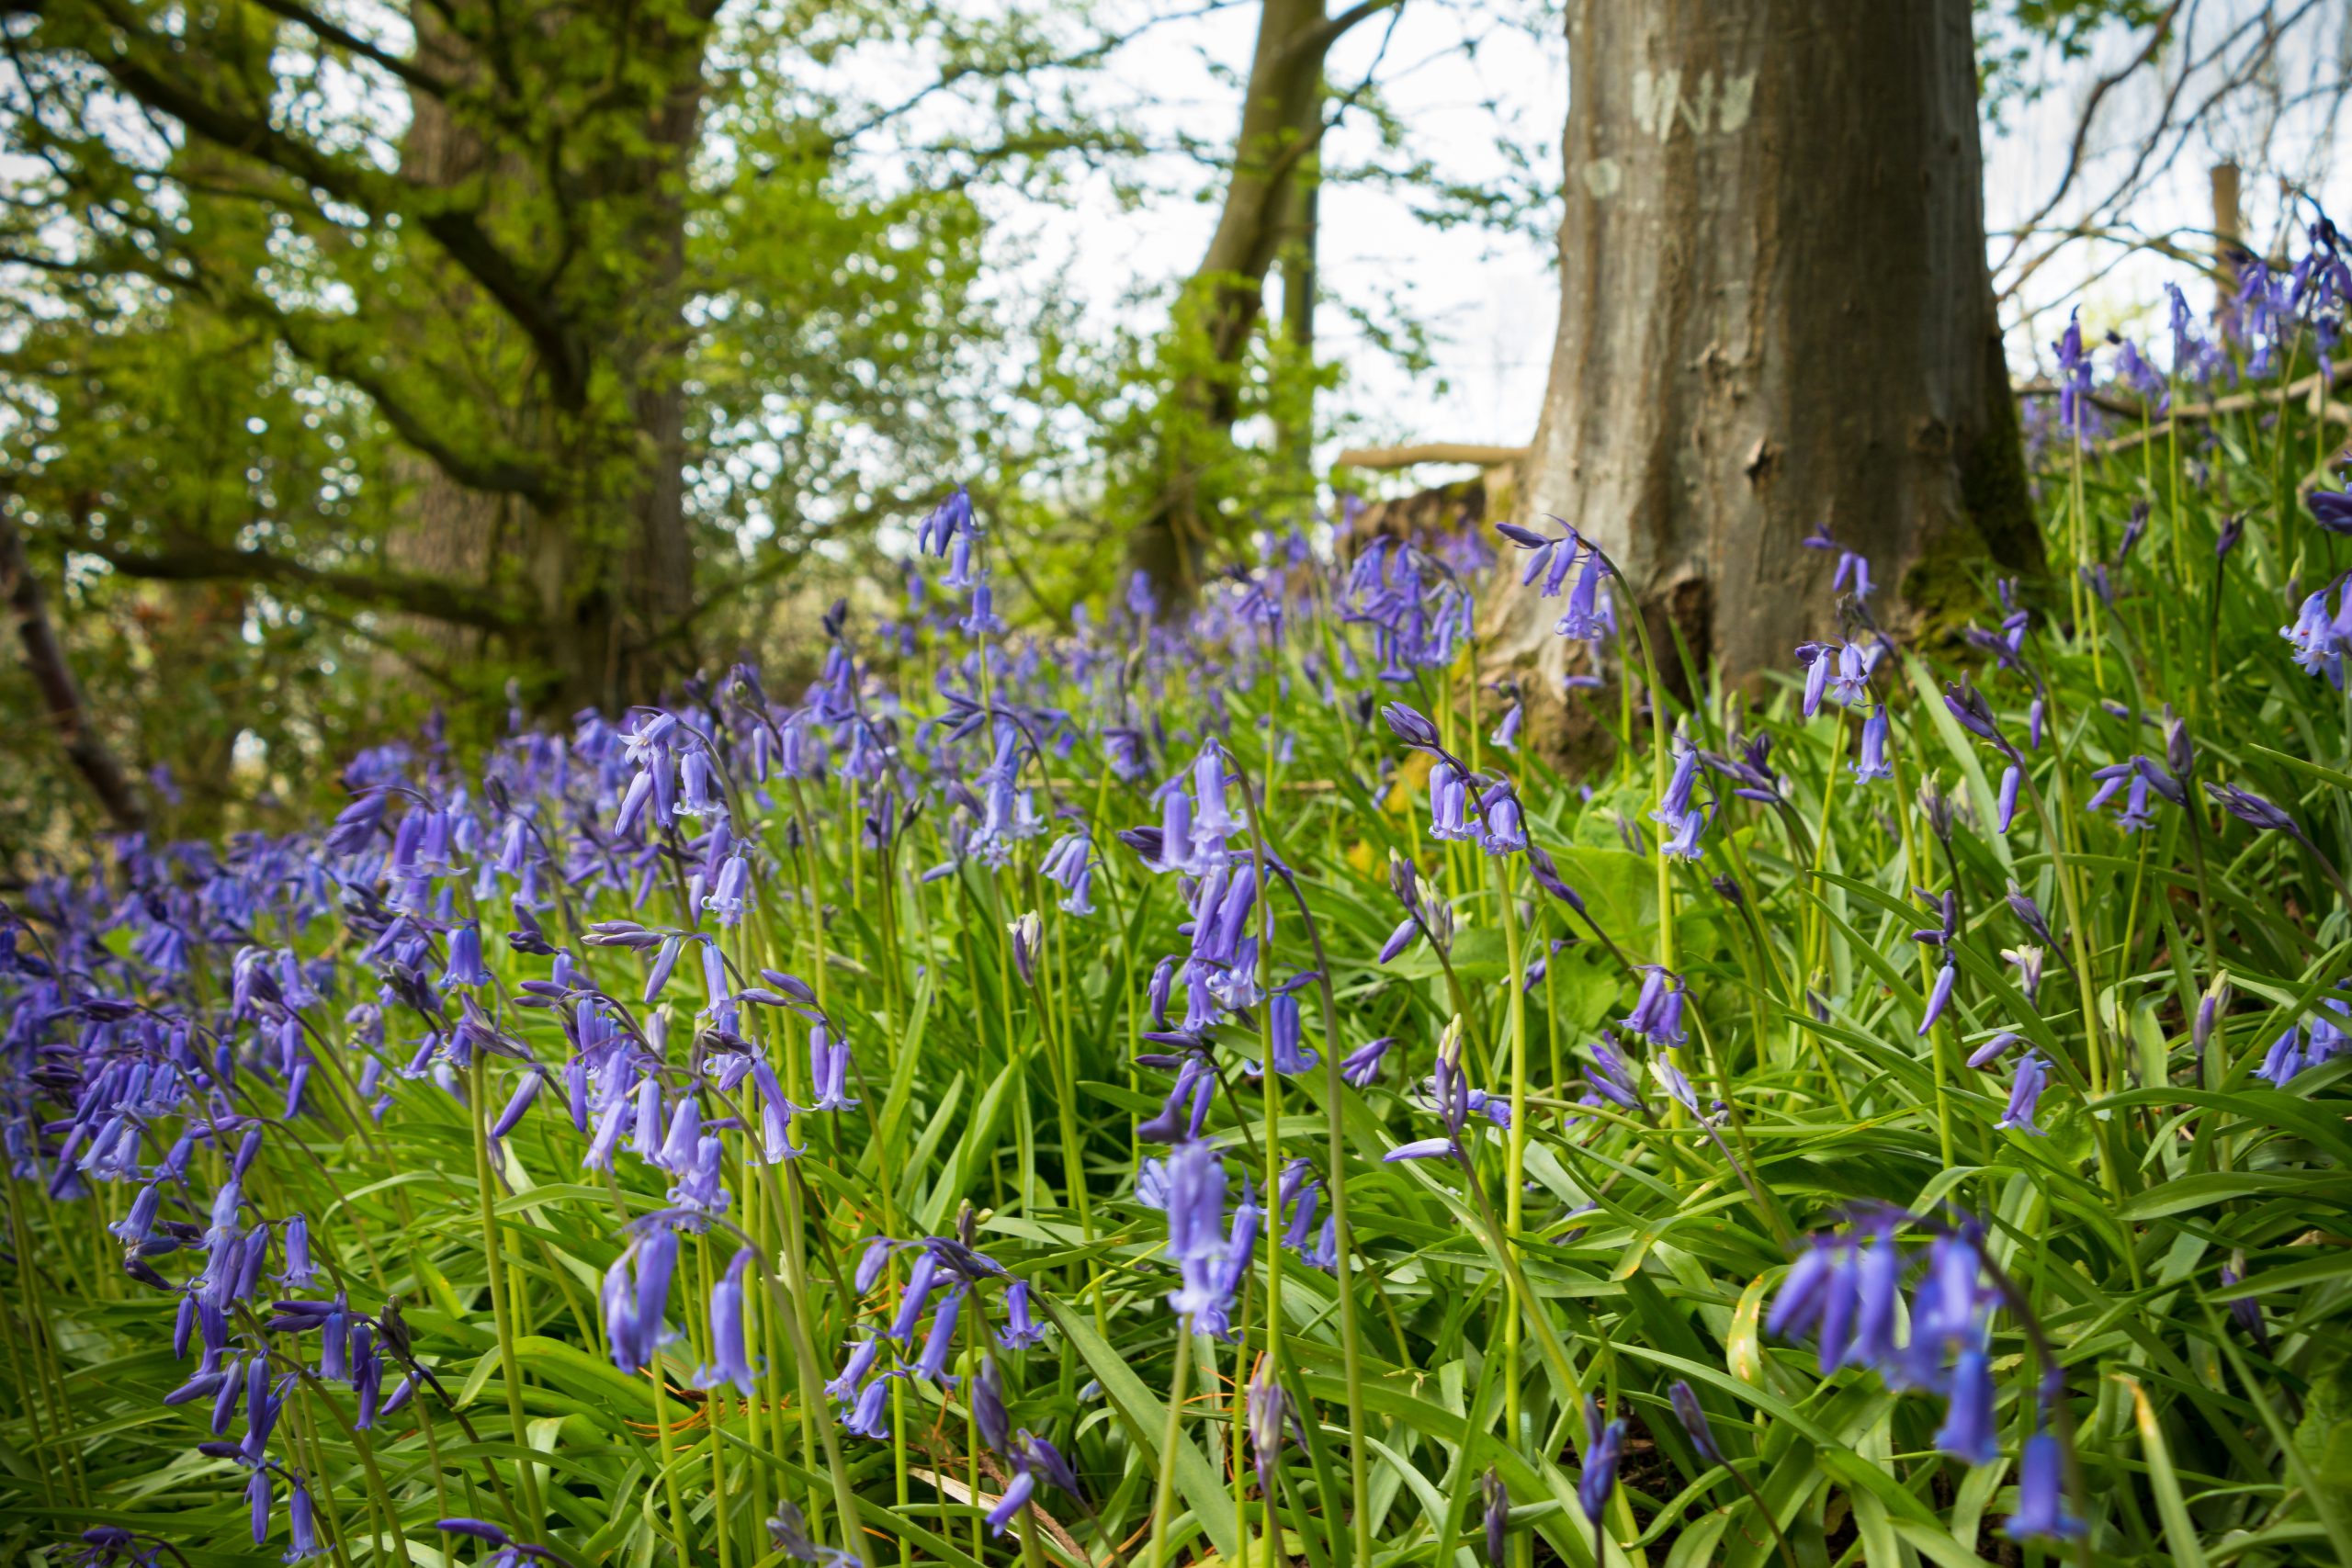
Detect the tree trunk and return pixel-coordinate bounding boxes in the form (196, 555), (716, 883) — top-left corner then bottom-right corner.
(1491, 0), (2041, 712)
(383, 7), (511, 681)
(1127, 0), (1340, 602)
(390, 7), (700, 714)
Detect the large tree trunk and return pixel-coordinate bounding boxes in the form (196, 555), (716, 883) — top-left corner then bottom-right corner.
(1491, 0), (2041, 712)
(390, 7), (699, 714)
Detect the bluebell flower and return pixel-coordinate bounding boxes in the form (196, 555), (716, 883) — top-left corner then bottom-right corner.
(1834, 552), (1873, 601)
(2281, 578), (2352, 686)
(1162, 1139), (1227, 1312)
(2003, 1431), (2086, 1540)
(843, 1370), (899, 1439)
(1247, 1362), (1290, 1489)
(1581, 1034), (1644, 1112)
(2309, 488), (2352, 535)
(808, 1021), (859, 1112)
(1650, 1055), (1699, 1114)
(2256, 1025), (2304, 1087)
(1481, 1468), (1509, 1568)
(1247, 990), (1319, 1077)
(604, 1226), (679, 1372)
(969, 1354), (1011, 1454)
(1997, 1052), (2051, 1134)
(826, 1334), (886, 1404)
(490, 1071), (543, 1140)
(1477, 779), (1528, 856)
(1934, 1348), (2000, 1466)
(1428, 761), (1472, 841)
(914, 1287), (966, 1386)
(440, 924), (492, 988)
(997, 1279), (1046, 1349)
(1967, 1032), (2021, 1068)
(1668, 1381), (1722, 1464)
(1918, 963), (1956, 1036)
(2219, 1266), (2271, 1351)
(1340, 1035), (1395, 1087)
(1622, 965), (1688, 1045)
(698, 1246), (757, 1395)
(2205, 781), (2298, 835)
(1577, 1399), (1625, 1523)
(1852, 705), (1892, 783)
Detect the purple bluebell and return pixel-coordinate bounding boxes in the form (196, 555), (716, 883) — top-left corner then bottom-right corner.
(1249, 990), (1318, 1077)
(2003, 1431), (2086, 1540)
(490, 1071), (542, 1139)
(2281, 578), (2352, 686)
(1247, 1362), (1290, 1489)
(1622, 965), (1688, 1045)
(1340, 1035), (1394, 1087)
(1581, 1035), (1643, 1112)
(2007, 886), (2055, 947)
(1481, 1467), (1509, 1568)
(603, 1226), (680, 1372)
(2256, 1025), (2305, 1088)
(1668, 1380), (1722, 1464)
(809, 1021), (859, 1112)
(1161, 1139), (1228, 1321)
(2205, 782), (2297, 835)
(1852, 705), (1892, 783)
(1997, 1052), (2051, 1134)
(440, 924), (492, 988)
(842, 1370), (899, 1439)
(699, 1246), (756, 1395)
(1935, 1349), (2000, 1466)
(1967, 1032), (2021, 1069)
(997, 1279), (1045, 1350)
(2219, 1266), (2270, 1351)
(1577, 1400), (1625, 1523)
(2310, 489), (2352, 535)
(970, 1354), (1011, 1452)
(914, 1286), (966, 1385)
(1918, 962), (1957, 1036)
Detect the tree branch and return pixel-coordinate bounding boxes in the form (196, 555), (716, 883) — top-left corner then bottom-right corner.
(1286, 0), (1405, 69)
(240, 0), (456, 99)
(80, 2), (586, 400)
(0, 502), (146, 832)
(70, 534), (527, 632)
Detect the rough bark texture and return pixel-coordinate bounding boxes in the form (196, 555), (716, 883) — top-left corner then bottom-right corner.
(1491, 0), (2041, 714)
(383, 7), (510, 673)
(389, 7), (700, 710)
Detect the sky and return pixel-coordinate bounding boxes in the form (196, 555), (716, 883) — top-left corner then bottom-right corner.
(944, 1), (2352, 460)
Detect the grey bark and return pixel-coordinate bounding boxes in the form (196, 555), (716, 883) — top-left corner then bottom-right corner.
(1492, 0), (2041, 713)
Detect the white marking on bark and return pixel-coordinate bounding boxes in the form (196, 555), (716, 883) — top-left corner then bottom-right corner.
(1718, 73), (1757, 133)
(1581, 158), (1622, 198)
(1679, 72), (1716, 137)
(1632, 68), (1681, 141)
(1632, 66), (1758, 139)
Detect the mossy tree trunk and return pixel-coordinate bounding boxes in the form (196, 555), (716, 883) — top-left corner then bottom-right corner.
(1491, 0), (2042, 701)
